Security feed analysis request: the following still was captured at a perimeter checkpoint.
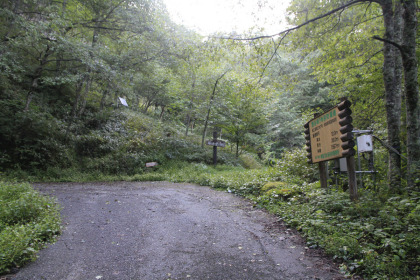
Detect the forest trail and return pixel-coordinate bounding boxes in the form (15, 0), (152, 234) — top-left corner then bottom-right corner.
(13, 182), (344, 280)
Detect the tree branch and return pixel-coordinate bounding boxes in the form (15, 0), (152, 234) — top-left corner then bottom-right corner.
(258, 32), (289, 83)
(216, 0), (369, 41)
(45, 58), (82, 63)
(372, 35), (403, 51)
(349, 49), (383, 69)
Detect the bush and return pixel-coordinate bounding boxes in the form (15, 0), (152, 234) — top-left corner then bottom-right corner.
(239, 153), (263, 169)
(0, 182), (61, 274)
(75, 132), (113, 158)
(275, 147), (318, 183)
(0, 108), (71, 170)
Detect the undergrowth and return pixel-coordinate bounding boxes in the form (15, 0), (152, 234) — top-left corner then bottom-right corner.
(0, 181), (61, 274)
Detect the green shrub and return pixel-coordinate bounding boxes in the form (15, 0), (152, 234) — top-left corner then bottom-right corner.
(0, 108), (71, 170)
(261, 181), (287, 192)
(275, 147), (318, 183)
(75, 133), (112, 158)
(239, 153), (263, 169)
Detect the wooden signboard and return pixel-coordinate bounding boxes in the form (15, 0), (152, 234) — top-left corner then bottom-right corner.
(305, 98), (357, 201)
(309, 107), (342, 163)
(206, 140), (226, 147)
(207, 132), (225, 166)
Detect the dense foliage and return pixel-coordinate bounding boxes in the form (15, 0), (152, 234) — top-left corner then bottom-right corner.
(0, 181), (61, 274)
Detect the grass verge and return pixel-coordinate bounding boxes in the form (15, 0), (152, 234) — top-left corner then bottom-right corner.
(0, 181), (61, 274)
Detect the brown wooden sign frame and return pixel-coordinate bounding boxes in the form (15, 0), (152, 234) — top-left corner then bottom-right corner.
(304, 98), (358, 201)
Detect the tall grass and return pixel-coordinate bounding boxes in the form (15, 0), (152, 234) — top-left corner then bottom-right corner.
(0, 181), (61, 274)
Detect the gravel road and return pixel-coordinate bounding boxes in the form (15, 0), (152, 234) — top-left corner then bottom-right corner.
(12, 181), (344, 280)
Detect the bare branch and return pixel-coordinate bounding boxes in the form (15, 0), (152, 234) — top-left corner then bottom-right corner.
(349, 49), (383, 69)
(258, 32), (290, 83)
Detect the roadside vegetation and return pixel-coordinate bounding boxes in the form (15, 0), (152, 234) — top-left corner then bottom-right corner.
(0, 181), (61, 274)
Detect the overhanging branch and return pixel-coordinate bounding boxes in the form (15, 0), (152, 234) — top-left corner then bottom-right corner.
(216, 0), (368, 41)
(372, 35), (403, 51)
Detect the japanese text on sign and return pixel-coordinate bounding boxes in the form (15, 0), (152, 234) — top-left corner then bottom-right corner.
(309, 107), (343, 163)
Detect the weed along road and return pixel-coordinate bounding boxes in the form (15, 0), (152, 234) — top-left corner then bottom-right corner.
(13, 182), (343, 280)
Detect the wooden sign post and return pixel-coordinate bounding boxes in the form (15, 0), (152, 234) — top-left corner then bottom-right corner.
(304, 98), (358, 201)
(213, 132), (218, 166)
(206, 131), (226, 166)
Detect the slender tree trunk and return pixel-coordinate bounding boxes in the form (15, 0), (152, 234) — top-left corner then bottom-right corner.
(70, 77), (87, 119)
(56, 0), (68, 72)
(135, 95), (140, 110)
(236, 140), (240, 158)
(401, 0), (419, 190)
(160, 106), (166, 120)
(380, 0), (402, 192)
(143, 100), (152, 113)
(201, 71), (229, 147)
(24, 92), (34, 112)
(185, 113), (191, 136)
(185, 79), (196, 136)
(100, 88), (109, 111)
(78, 74), (93, 116)
(24, 46), (52, 111)
(77, 23), (100, 117)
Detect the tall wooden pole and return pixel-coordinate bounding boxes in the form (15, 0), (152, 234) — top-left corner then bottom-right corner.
(346, 156), (358, 201)
(213, 131), (218, 166)
(319, 161), (328, 188)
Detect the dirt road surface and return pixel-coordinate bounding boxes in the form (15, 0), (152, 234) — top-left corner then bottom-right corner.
(12, 182), (344, 280)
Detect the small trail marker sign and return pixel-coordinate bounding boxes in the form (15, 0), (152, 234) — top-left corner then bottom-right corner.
(206, 132), (225, 165)
(206, 140), (226, 147)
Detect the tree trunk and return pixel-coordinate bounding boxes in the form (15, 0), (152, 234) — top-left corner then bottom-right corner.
(24, 92), (34, 112)
(78, 74), (93, 116)
(380, 0), (402, 192)
(143, 100), (152, 113)
(24, 46), (53, 111)
(100, 88), (109, 111)
(401, 0), (419, 190)
(70, 76), (87, 119)
(236, 140), (240, 158)
(185, 79), (196, 136)
(160, 106), (166, 120)
(77, 23), (100, 117)
(185, 113), (191, 136)
(201, 71), (229, 147)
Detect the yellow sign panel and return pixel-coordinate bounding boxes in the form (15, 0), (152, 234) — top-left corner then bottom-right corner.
(309, 107), (342, 163)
